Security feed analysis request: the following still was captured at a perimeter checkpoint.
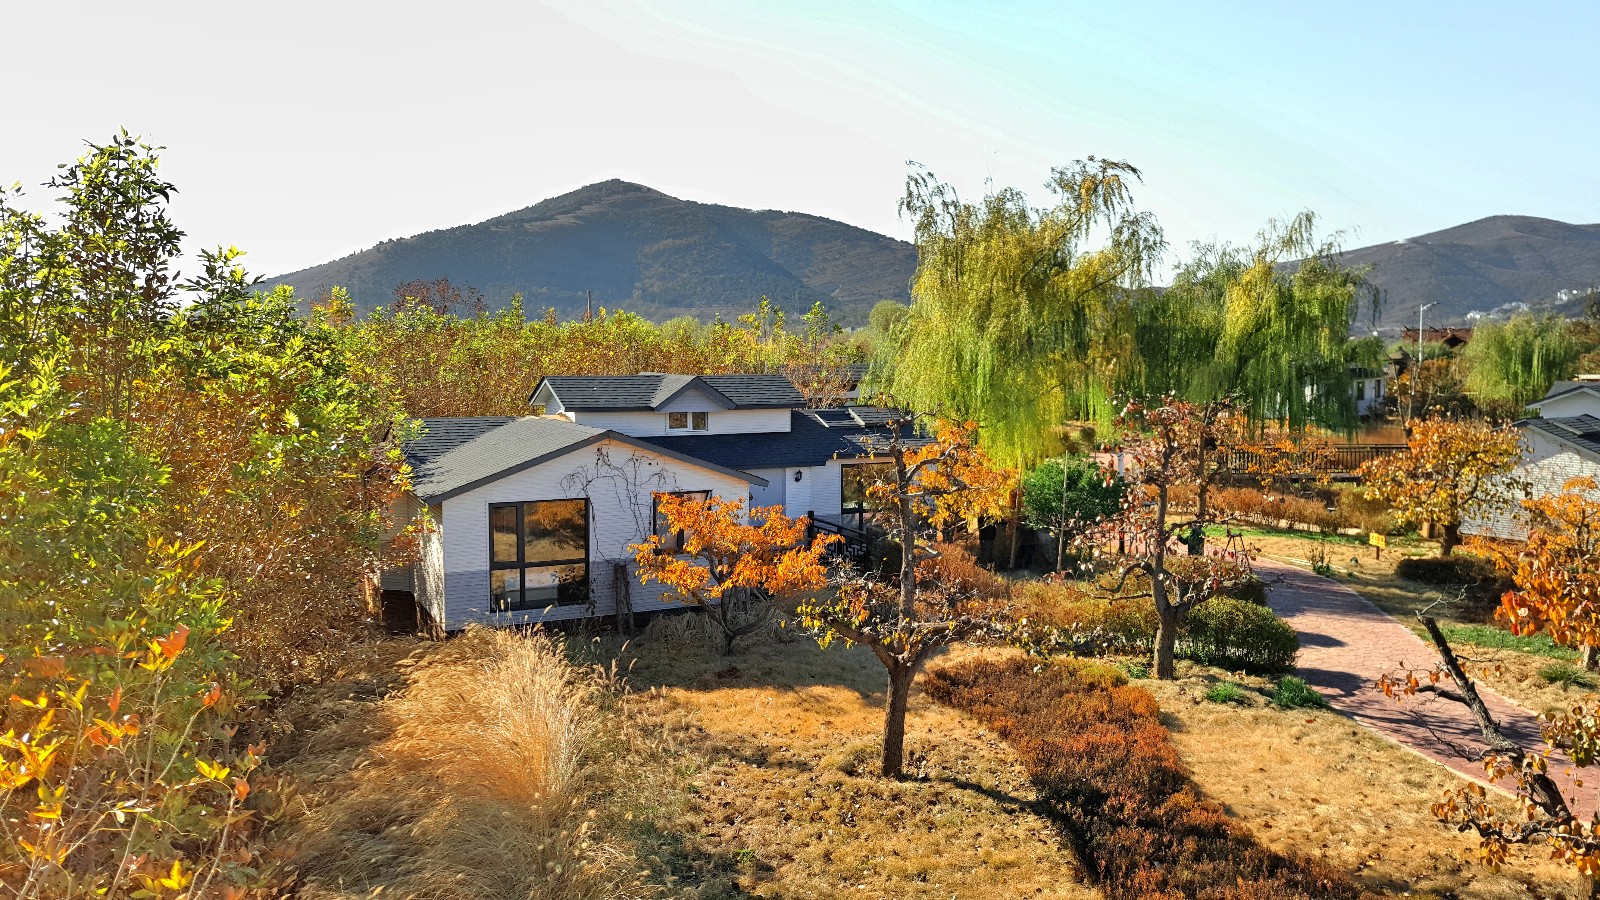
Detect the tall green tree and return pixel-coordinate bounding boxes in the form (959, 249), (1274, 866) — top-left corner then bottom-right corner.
(1463, 312), (1579, 418)
(1134, 214), (1377, 432)
(889, 160), (1165, 470)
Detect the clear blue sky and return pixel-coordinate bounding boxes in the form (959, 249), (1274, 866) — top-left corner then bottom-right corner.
(4, 1), (1596, 283)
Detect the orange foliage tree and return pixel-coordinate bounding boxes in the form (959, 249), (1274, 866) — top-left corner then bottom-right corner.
(1358, 417), (1524, 556)
(797, 418), (1022, 778)
(632, 495), (837, 654)
(1497, 476), (1600, 669)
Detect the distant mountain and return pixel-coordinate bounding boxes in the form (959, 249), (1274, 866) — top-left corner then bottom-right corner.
(264, 180), (916, 326)
(1334, 215), (1600, 333)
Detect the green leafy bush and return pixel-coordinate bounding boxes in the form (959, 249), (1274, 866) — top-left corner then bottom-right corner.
(1018, 582), (1299, 673)
(924, 658), (1365, 900)
(1204, 681), (1250, 704)
(1179, 596), (1300, 674)
(1539, 662), (1599, 689)
(1272, 676), (1329, 709)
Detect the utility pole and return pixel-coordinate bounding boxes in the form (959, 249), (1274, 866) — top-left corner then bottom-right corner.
(1409, 301), (1436, 422)
(585, 289), (593, 323)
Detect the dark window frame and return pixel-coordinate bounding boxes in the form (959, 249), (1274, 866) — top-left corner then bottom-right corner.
(651, 489), (711, 553)
(666, 411), (710, 431)
(841, 461), (894, 531)
(487, 499), (590, 612)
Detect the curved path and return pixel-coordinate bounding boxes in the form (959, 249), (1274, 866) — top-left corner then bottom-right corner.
(1256, 558), (1593, 818)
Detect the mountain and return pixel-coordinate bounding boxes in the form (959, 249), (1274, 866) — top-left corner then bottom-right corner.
(264, 180), (917, 326)
(1333, 215), (1600, 332)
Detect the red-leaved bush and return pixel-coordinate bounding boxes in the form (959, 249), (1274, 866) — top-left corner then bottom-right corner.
(923, 657), (1374, 900)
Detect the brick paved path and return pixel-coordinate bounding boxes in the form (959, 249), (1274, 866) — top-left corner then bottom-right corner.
(1257, 558), (1593, 817)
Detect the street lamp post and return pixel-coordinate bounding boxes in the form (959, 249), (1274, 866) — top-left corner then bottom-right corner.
(1409, 302), (1436, 421)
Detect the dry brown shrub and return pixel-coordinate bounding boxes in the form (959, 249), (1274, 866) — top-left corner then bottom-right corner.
(921, 541), (1007, 599)
(274, 627), (648, 900)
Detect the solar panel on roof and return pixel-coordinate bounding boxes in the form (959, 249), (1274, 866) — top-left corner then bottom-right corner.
(812, 408), (857, 428)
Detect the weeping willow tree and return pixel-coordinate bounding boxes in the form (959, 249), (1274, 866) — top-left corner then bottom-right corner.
(1132, 212), (1377, 433)
(1462, 312), (1580, 418)
(888, 159), (1165, 469)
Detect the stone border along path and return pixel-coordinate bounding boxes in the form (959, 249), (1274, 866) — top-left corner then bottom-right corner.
(1255, 557), (1594, 818)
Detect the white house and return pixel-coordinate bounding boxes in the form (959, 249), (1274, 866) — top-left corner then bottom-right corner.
(1351, 367), (1387, 418)
(1528, 377), (1600, 419)
(1464, 414), (1600, 541)
(385, 374), (908, 632)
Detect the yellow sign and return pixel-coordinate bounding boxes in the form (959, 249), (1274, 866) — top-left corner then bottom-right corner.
(1368, 532), (1388, 548)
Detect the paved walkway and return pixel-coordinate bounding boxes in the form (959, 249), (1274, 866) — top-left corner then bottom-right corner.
(1256, 558), (1593, 818)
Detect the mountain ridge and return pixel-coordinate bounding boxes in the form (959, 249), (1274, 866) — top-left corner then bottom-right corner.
(264, 179), (916, 325)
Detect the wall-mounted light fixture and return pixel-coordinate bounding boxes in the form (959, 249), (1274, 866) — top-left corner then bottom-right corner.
(793, 470), (803, 482)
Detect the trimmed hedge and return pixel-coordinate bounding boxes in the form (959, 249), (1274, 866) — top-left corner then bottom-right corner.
(924, 658), (1371, 900)
(1017, 582), (1299, 674)
(1180, 596), (1298, 674)
(1394, 554), (1503, 586)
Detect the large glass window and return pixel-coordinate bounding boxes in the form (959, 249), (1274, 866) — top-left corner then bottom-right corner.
(666, 411), (709, 431)
(488, 499), (589, 611)
(652, 490), (710, 553)
(841, 462), (893, 530)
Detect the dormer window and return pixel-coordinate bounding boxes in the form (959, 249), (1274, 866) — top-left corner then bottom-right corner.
(668, 411), (709, 432)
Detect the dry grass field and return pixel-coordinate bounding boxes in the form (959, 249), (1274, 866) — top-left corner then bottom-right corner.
(1137, 663), (1573, 900)
(259, 591), (1585, 899)
(617, 614), (1096, 899)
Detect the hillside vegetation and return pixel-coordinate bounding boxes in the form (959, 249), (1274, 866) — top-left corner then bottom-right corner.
(265, 179), (917, 325)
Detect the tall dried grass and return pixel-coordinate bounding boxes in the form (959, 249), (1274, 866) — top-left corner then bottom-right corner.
(276, 627), (648, 900)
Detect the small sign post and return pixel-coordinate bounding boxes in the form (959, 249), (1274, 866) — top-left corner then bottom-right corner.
(1368, 532), (1387, 560)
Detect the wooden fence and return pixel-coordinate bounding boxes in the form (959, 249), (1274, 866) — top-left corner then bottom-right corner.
(1222, 444), (1407, 479)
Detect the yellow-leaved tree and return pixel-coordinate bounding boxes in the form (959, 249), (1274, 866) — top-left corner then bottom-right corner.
(1358, 417), (1524, 556)
(1497, 476), (1600, 669)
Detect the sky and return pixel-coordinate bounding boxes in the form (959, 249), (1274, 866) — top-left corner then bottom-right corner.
(4, 1), (1598, 281)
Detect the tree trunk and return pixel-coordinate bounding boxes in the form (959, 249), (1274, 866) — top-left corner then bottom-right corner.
(1006, 489), (1022, 570)
(1586, 874), (1599, 900)
(881, 662), (915, 778)
(1438, 522), (1461, 557)
(1419, 615), (1571, 817)
(1153, 602), (1180, 680)
(1584, 643), (1599, 673)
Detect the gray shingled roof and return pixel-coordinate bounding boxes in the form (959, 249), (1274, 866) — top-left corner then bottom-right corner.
(1522, 415), (1600, 462)
(534, 374), (804, 411)
(407, 416), (770, 502)
(410, 417), (608, 501)
(642, 409), (926, 470)
(1539, 380), (1600, 403)
(405, 417), (518, 468)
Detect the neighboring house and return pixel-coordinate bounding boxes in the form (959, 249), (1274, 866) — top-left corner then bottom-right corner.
(1528, 377), (1600, 419)
(1464, 415), (1600, 541)
(1350, 367), (1387, 418)
(1400, 326), (1473, 350)
(385, 373), (912, 632)
(1303, 366), (1387, 418)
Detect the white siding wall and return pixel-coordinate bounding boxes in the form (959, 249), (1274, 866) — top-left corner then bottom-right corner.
(567, 407), (792, 437)
(380, 493), (428, 591)
(812, 461), (847, 521)
(415, 519), (445, 628)
(784, 467), (813, 517)
(1465, 430), (1600, 540)
(1534, 391), (1600, 419)
(436, 440), (751, 629)
(747, 467), (786, 510)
